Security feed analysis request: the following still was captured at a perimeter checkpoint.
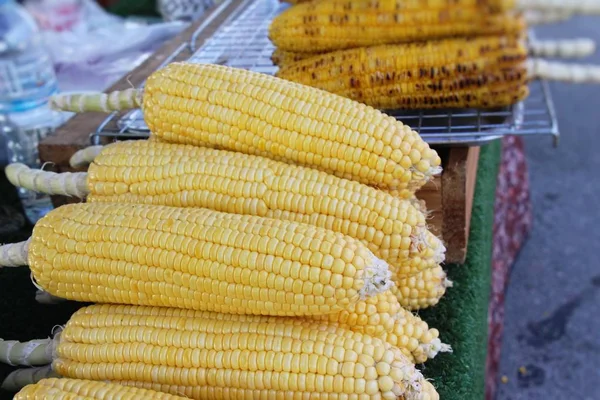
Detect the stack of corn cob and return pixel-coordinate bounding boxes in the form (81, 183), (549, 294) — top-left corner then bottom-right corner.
(269, 0), (600, 109)
(0, 62), (450, 399)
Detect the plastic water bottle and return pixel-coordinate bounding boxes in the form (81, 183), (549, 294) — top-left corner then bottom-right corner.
(0, 0), (63, 224)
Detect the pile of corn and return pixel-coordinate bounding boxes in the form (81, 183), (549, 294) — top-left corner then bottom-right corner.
(0, 61), (450, 399)
(269, 0), (600, 109)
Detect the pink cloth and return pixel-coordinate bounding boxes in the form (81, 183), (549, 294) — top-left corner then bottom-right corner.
(486, 136), (533, 400)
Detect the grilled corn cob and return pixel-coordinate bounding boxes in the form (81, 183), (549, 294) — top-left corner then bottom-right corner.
(269, 0), (600, 53)
(0, 202), (393, 316)
(276, 35), (530, 109)
(5, 140), (446, 280)
(272, 37), (596, 69)
(272, 48), (321, 66)
(14, 378), (187, 400)
(48, 62), (442, 193)
(276, 33), (600, 108)
(4, 304), (436, 400)
(269, 0), (525, 53)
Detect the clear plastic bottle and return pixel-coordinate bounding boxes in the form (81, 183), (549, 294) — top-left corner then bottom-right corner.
(0, 0), (63, 224)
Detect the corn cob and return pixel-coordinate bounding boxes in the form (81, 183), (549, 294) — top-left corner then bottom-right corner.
(271, 37), (596, 69)
(276, 35), (531, 109)
(49, 62), (442, 193)
(269, 0), (600, 53)
(392, 265), (451, 310)
(6, 140), (446, 279)
(0, 202), (393, 316)
(23, 285), (451, 363)
(272, 48), (322, 66)
(3, 304), (436, 400)
(14, 378), (187, 400)
(269, 0), (525, 53)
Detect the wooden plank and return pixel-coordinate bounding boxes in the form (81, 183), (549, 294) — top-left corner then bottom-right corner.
(38, 0), (244, 169)
(415, 175), (443, 237)
(464, 146), (481, 246)
(439, 146), (480, 264)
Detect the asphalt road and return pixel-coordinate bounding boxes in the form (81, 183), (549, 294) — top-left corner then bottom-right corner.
(497, 16), (600, 400)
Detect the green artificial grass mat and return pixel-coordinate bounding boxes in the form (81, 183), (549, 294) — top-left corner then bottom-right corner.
(0, 141), (501, 400)
(419, 139), (502, 399)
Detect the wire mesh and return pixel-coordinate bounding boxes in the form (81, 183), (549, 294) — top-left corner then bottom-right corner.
(92, 0), (559, 146)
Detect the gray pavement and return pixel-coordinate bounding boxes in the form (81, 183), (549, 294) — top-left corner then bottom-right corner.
(496, 16), (600, 400)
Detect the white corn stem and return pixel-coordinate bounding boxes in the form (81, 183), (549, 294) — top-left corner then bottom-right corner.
(5, 163), (89, 198)
(527, 59), (600, 83)
(69, 145), (105, 169)
(359, 257), (393, 299)
(529, 38), (596, 59)
(49, 88), (143, 113)
(524, 10), (573, 25)
(35, 290), (67, 305)
(420, 338), (453, 360)
(517, 0), (600, 14)
(0, 239), (29, 267)
(0, 338), (53, 367)
(1, 366), (59, 392)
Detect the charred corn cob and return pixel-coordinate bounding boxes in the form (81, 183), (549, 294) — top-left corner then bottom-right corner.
(48, 62), (442, 193)
(276, 35), (531, 109)
(272, 48), (322, 66)
(269, 0), (525, 53)
(269, 0), (600, 53)
(0, 202), (393, 316)
(4, 304), (436, 400)
(14, 378), (187, 400)
(6, 141), (446, 282)
(272, 38), (597, 69)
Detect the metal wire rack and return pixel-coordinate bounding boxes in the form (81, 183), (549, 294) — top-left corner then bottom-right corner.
(91, 0), (559, 146)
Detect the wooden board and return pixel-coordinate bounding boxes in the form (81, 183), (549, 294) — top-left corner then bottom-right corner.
(38, 0), (479, 264)
(414, 146), (479, 264)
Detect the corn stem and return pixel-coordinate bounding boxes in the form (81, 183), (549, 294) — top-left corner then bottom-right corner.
(5, 163), (89, 198)
(49, 88), (142, 113)
(0, 339), (53, 367)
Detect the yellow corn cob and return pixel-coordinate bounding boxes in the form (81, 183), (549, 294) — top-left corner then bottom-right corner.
(12, 285), (449, 364)
(49, 62), (442, 193)
(91, 140), (444, 273)
(276, 35), (530, 109)
(14, 378), (187, 400)
(18, 304), (436, 399)
(312, 290), (451, 363)
(392, 265), (451, 311)
(5, 140), (445, 279)
(269, 0), (524, 53)
(1, 202), (393, 316)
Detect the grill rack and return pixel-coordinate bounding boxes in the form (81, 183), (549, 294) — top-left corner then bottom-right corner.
(91, 0), (559, 147)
